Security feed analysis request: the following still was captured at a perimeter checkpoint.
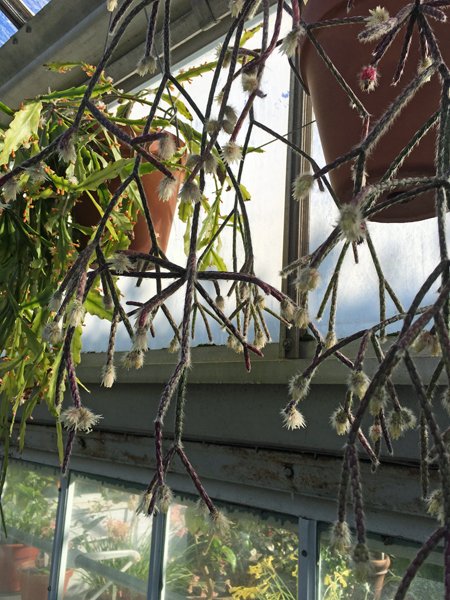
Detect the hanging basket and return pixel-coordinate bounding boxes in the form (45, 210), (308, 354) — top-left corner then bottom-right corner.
(299, 0), (449, 222)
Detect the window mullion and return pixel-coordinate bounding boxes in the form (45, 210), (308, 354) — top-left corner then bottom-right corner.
(48, 474), (75, 600)
(298, 517), (318, 600)
(148, 511), (167, 600)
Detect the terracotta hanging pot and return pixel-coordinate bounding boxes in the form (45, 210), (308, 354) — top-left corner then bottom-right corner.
(299, 0), (449, 222)
(0, 543), (39, 593)
(73, 130), (185, 255)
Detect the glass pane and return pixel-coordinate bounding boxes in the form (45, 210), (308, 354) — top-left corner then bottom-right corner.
(83, 14), (292, 352)
(0, 12), (17, 46)
(21, 0), (52, 13)
(163, 496), (298, 599)
(63, 474), (152, 600)
(0, 459), (59, 596)
(318, 526), (444, 599)
(309, 118), (450, 339)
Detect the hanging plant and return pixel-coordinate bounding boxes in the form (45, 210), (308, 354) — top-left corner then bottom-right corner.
(0, 1), (449, 597)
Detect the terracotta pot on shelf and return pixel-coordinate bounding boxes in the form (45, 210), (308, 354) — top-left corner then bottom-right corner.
(72, 130), (185, 255)
(19, 567), (74, 600)
(0, 543), (40, 593)
(299, 0), (450, 222)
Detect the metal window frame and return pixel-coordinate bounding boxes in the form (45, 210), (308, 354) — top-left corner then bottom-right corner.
(0, 0), (33, 28)
(280, 64), (313, 359)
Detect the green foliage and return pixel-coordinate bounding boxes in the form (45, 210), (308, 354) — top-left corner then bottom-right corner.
(0, 462), (58, 541)
(165, 503), (298, 599)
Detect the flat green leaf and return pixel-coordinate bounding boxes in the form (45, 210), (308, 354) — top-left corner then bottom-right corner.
(44, 61), (84, 73)
(0, 101), (42, 165)
(239, 183), (251, 201)
(210, 248), (227, 272)
(0, 101), (14, 117)
(20, 320), (42, 357)
(175, 61), (217, 84)
(161, 94), (193, 121)
(76, 158), (134, 191)
(43, 347), (63, 414)
(37, 83), (112, 101)
(72, 325), (83, 365)
(220, 546), (237, 571)
(85, 288), (114, 320)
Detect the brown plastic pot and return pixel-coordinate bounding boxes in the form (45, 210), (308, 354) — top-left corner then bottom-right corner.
(0, 544), (39, 593)
(300, 0), (449, 222)
(73, 130), (184, 255)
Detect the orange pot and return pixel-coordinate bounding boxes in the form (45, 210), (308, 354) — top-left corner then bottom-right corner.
(370, 555), (391, 600)
(73, 130), (185, 255)
(300, 0), (450, 222)
(0, 544), (39, 593)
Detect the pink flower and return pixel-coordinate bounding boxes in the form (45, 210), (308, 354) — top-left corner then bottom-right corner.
(359, 65), (379, 92)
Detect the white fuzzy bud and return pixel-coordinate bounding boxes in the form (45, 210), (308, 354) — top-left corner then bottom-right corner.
(280, 26), (305, 58)
(210, 510), (232, 536)
(132, 327), (148, 352)
(281, 406), (306, 430)
(280, 299), (295, 321)
(215, 295), (225, 311)
(61, 406), (102, 433)
(158, 134), (176, 161)
(159, 176), (178, 202)
(58, 135), (77, 164)
(180, 181), (201, 204)
(330, 406), (350, 435)
(136, 55), (157, 77)
(427, 489), (444, 523)
(222, 119), (235, 135)
(289, 373), (310, 402)
(109, 253), (133, 274)
(222, 141), (242, 165)
(242, 71), (259, 93)
(43, 322), (63, 345)
(227, 334), (243, 354)
(106, 0), (118, 11)
(294, 267), (320, 292)
(229, 0), (244, 18)
(339, 204), (366, 242)
(168, 336), (180, 354)
(224, 105), (238, 124)
(48, 292), (62, 312)
(204, 153), (218, 174)
(330, 521), (352, 555)
(67, 299), (85, 328)
(122, 350), (145, 370)
(293, 307), (309, 329)
(292, 173), (314, 201)
(348, 370), (370, 399)
(2, 178), (19, 202)
(101, 364), (116, 388)
(206, 119), (220, 134)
